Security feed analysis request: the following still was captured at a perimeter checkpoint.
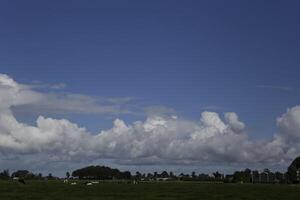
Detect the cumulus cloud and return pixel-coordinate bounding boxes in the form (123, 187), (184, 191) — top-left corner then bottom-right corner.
(277, 106), (300, 140)
(0, 74), (134, 116)
(1, 74), (300, 168)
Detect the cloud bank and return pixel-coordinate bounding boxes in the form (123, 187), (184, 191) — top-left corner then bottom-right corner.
(0, 74), (300, 169)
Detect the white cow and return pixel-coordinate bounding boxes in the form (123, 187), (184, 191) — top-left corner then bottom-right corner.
(91, 181), (99, 184)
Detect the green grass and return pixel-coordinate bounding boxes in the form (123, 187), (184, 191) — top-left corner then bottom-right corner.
(0, 181), (300, 200)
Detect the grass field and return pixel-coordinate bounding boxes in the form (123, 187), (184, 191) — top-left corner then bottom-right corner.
(1, 181), (300, 200)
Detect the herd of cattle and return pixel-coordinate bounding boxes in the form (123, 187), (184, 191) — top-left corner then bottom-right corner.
(11, 177), (139, 186)
(63, 179), (100, 185)
(63, 179), (139, 185)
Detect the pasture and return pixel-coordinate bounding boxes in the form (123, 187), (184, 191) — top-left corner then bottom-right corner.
(0, 181), (300, 200)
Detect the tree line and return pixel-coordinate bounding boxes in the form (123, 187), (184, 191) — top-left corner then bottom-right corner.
(1, 157), (300, 184)
(72, 165), (131, 180)
(0, 169), (57, 180)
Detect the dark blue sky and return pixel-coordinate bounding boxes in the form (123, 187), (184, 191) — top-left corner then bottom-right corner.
(1, 0), (300, 138)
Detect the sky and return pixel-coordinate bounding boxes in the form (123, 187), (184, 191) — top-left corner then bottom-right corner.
(0, 0), (300, 176)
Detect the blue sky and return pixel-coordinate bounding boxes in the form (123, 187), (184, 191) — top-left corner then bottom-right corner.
(0, 0), (300, 175)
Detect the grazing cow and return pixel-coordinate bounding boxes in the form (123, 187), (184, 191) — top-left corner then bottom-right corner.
(91, 181), (99, 184)
(71, 182), (77, 185)
(83, 181), (93, 186)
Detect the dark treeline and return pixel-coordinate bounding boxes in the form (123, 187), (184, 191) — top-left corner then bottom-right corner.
(72, 166), (131, 180)
(70, 157), (300, 184)
(1, 157), (300, 184)
(0, 169), (58, 180)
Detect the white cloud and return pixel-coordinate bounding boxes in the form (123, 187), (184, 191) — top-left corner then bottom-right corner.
(277, 106), (300, 141)
(0, 74), (134, 116)
(1, 74), (300, 170)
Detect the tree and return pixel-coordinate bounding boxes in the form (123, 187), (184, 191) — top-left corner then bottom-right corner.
(135, 171), (142, 180)
(213, 171), (222, 180)
(0, 169), (10, 180)
(169, 171), (174, 178)
(287, 156), (300, 183)
(12, 170), (30, 178)
(160, 171), (169, 178)
(192, 171), (196, 178)
(66, 172), (70, 179)
(47, 173), (54, 180)
(147, 173), (153, 179)
(244, 168), (252, 183)
(231, 169), (253, 183)
(123, 171), (132, 179)
(252, 170), (259, 183)
(275, 171), (286, 184)
(72, 165), (132, 180)
(11, 170), (43, 180)
(198, 173), (210, 181)
(38, 173), (43, 179)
